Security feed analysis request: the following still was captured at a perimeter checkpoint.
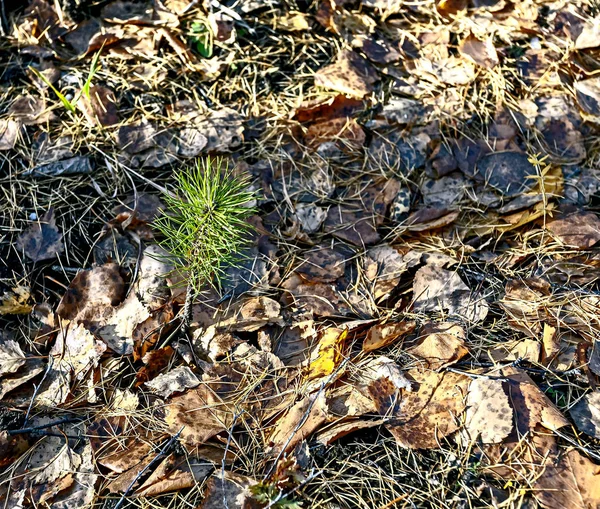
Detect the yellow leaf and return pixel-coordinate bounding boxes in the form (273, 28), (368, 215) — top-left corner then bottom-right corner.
(307, 328), (348, 381)
(0, 286), (32, 315)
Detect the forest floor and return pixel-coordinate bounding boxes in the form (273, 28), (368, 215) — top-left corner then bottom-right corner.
(1, 0), (600, 508)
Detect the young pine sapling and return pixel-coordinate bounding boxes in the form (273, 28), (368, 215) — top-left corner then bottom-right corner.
(153, 157), (256, 328)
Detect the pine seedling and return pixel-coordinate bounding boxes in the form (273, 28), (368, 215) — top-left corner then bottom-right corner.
(153, 157), (256, 326)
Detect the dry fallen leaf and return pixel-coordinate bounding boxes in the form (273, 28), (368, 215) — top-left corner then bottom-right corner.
(267, 392), (330, 455)
(407, 322), (468, 370)
(546, 210), (600, 249)
(0, 286), (32, 315)
(535, 448), (600, 509)
(386, 369), (470, 449)
(16, 208), (64, 262)
(0, 339), (27, 376)
(570, 391), (600, 439)
(412, 265), (489, 323)
(363, 320), (416, 353)
(464, 378), (513, 444)
(306, 327), (348, 381)
(458, 35), (499, 69)
(314, 49), (378, 98)
(145, 366), (201, 398)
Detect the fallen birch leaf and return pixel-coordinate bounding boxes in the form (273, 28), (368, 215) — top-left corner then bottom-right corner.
(546, 210), (600, 249)
(267, 392), (329, 455)
(307, 327), (348, 381)
(502, 367), (569, 433)
(570, 391), (600, 439)
(51, 320), (106, 380)
(0, 286), (32, 315)
(0, 339), (27, 376)
(145, 366), (201, 398)
(407, 322), (468, 370)
(535, 448), (600, 509)
(199, 472), (258, 509)
(363, 321), (416, 352)
(134, 453), (213, 497)
(464, 378), (513, 444)
(16, 208), (64, 262)
(0, 119), (20, 150)
(458, 35), (499, 69)
(386, 369), (470, 449)
(314, 49), (378, 98)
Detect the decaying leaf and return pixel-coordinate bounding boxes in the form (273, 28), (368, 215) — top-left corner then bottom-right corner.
(412, 265), (489, 323)
(145, 366), (201, 398)
(199, 472), (258, 509)
(386, 369), (470, 449)
(546, 210), (600, 249)
(0, 339), (27, 376)
(267, 392), (329, 455)
(407, 322), (468, 370)
(458, 35), (499, 69)
(363, 321), (416, 353)
(464, 378), (513, 444)
(16, 208), (64, 262)
(570, 391), (600, 439)
(0, 286), (32, 315)
(314, 49), (378, 98)
(535, 448), (600, 509)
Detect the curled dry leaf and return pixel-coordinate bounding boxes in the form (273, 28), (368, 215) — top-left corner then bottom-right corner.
(267, 392), (329, 455)
(407, 322), (468, 370)
(363, 320), (416, 352)
(458, 35), (499, 69)
(145, 365), (201, 398)
(134, 453), (213, 497)
(314, 49), (378, 98)
(16, 208), (64, 262)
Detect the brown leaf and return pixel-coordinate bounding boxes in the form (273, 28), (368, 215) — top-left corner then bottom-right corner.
(407, 322), (468, 370)
(502, 367), (569, 433)
(569, 391), (600, 439)
(314, 49), (378, 98)
(316, 418), (388, 446)
(145, 366), (201, 398)
(464, 378), (513, 444)
(488, 339), (540, 363)
(386, 369), (470, 449)
(98, 439), (153, 473)
(535, 449), (600, 509)
(267, 392), (329, 455)
(16, 208), (64, 262)
(412, 265), (489, 323)
(458, 35), (499, 69)
(165, 385), (232, 447)
(8, 95), (55, 125)
(363, 321), (416, 353)
(295, 247), (346, 283)
(56, 263), (126, 327)
(134, 453), (213, 497)
(547, 210), (600, 249)
(0, 286), (32, 315)
(76, 85), (119, 126)
(199, 472), (260, 509)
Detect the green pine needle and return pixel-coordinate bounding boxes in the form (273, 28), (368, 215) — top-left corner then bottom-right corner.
(153, 157), (256, 296)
